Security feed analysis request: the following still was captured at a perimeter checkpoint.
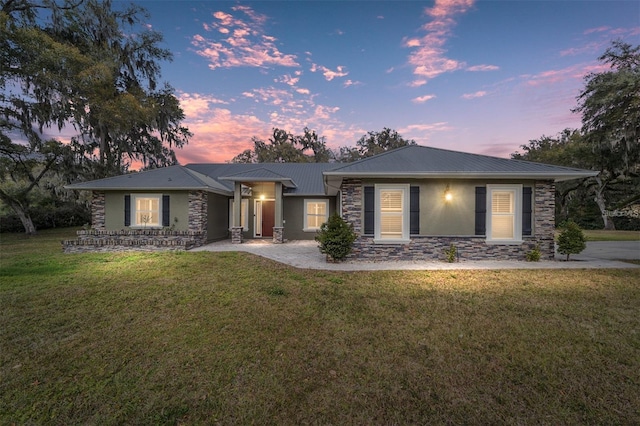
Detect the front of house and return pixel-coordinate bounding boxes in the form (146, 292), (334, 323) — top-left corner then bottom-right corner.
(63, 145), (596, 261)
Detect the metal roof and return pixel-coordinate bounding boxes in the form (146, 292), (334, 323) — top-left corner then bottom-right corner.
(186, 163), (336, 195)
(66, 145), (598, 195)
(325, 145), (598, 181)
(65, 165), (232, 194)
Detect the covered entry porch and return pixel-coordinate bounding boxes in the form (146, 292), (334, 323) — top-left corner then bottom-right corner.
(221, 169), (297, 244)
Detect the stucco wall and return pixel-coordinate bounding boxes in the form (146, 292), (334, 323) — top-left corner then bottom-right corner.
(282, 196), (337, 240)
(103, 191), (189, 231)
(207, 192), (230, 241)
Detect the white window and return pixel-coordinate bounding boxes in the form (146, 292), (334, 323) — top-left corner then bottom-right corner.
(375, 184), (409, 243)
(304, 199), (329, 231)
(486, 184), (522, 243)
(229, 199), (249, 231)
(133, 195), (161, 227)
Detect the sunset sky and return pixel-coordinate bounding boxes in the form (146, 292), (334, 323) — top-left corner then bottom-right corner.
(121, 0), (638, 164)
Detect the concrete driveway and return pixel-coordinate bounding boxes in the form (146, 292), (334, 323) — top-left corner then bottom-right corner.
(192, 239), (639, 271)
(570, 241), (639, 261)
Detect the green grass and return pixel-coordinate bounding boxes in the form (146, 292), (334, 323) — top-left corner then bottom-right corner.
(583, 229), (640, 241)
(2, 228), (640, 424)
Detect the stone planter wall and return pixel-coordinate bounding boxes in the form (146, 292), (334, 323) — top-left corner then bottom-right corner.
(62, 229), (206, 253)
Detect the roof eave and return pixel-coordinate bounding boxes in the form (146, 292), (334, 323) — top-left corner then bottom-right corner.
(64, 185), (233, 196)
(322, 171), (599, 181)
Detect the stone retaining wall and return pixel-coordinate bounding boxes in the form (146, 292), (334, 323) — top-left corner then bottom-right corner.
(62, 229), (206, 253)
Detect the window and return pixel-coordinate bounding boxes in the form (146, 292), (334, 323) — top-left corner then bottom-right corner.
(486, 185), (522, 243)
(133, 195), (161, 227)
(229, 199), (249, 231)
(375, 184), (409, 243)
(304, 199), (329, 231)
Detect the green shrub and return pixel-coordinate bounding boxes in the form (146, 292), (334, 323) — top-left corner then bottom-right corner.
(525, 245), (541, 262)
(557, 221), (587, 261)
(444, 244), (457, 263)
(315, 213), (357, 262)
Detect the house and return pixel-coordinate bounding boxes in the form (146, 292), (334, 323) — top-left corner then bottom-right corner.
(63, 145), (597, 260)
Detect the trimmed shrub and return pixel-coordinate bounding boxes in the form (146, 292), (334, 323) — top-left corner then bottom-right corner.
(557, 221), (587, 261)
(315, 213), (357, 262)
(525, 245), (541, 262)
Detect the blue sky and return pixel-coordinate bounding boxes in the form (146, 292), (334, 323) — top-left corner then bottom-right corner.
(122, 0), (639, 163)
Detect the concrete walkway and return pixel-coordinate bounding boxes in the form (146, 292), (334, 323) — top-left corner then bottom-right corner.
(191, 239), (640, 271)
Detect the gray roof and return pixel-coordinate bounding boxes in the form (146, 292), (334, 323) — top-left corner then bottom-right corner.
(65, 165), (232, 194)
(186, 163), (336, 195)
(325, 145), (598, 181)
(218, 167), (297, 188)
(66, 145), (598, 195)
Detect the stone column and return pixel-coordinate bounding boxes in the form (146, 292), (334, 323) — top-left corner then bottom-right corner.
(91, 191), (106, 229)
(273, 181), (284, 243)
(534, 180), (556, 259)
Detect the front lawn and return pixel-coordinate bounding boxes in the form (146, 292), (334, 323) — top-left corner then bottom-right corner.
(582, 229), (640, 241)
(1, 229), (639, 424)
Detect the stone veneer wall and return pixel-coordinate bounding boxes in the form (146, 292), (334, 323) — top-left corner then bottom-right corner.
(91, 191), (106, 229)
(63, 190), (209, 253)
(341, 179), (556, 261)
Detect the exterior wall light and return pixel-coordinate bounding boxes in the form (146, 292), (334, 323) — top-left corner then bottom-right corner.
(259, 194), (266, 200)
(444, 185), (453, 202)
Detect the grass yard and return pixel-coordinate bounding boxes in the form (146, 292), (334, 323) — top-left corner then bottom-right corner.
(582, 229), (640, 241)
(1, 228), (640, 425)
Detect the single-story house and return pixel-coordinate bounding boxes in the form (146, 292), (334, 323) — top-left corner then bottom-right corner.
(63, 145), (597, 261)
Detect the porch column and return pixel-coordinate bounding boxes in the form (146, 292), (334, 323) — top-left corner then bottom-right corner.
(231, 181), (243, 244)
(273, 181), (284, 243)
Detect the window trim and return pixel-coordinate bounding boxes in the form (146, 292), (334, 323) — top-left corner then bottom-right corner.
(130, 194), (162, 228)
(374, 184), (410, 244)
(229, 198), (249, 231)
(486, 184), (523, 244)
(303, 199), (329, 232)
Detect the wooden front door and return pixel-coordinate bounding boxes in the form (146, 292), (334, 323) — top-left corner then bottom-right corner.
(257, 200), (275, 237)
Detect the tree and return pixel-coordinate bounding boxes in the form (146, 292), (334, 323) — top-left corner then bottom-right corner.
(230, 127), (332, 163)
(573, 40), (640, 229)
(556, 221), (586, 261)
(336, 128), (415, 162)
(1, 0), (191, 178)
(0, 136), (73, 234)
(1, 0), (190, 232)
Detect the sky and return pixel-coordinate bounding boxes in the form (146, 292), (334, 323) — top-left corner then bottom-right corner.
(115, 0), (639, 164)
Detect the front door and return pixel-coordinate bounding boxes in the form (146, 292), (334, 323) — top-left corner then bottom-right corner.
(255, 200), (275, 237)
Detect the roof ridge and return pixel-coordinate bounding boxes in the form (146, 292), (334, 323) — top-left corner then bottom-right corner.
(328, 145), (415, 171)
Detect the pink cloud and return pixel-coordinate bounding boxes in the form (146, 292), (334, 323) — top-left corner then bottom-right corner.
(522, 63), (609, 87)
(191, 6), (299, 69)
(408, 79), (427, 87)
(399, 122), (452, 144)
(461, 91), (487, 99)
(467, 64), (499, 72)
(310, 63), (349, 81)
(584, 26), (610, 35)
(412, 94), (437, 103)
(404, 0), (475, 81)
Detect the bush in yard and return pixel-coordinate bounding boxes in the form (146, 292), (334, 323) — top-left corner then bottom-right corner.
(315, 213), (357, 262)
(556, 221), (586, 261)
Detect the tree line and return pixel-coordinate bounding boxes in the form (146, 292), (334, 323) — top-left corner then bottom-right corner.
(512, 41), (639, 230)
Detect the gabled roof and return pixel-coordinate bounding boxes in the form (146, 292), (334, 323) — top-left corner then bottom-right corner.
(65, 165), (232, 194)
(324, 145), (598, 181)
(218, 167), (297, 188)
(186, 163), (336, 195)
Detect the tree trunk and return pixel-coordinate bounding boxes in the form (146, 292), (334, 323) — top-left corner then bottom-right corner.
(593, 176), (615, 230)
(7, 199), (37, 235)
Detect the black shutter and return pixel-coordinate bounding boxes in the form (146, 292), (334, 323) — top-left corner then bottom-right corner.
(475, 187), (486, 236)
(162, 195), (170, 227)
(364, 186), (374, 235)
(522, 187), (532, 236)
(124, 195), (131, 226)
(410, 186), (420, 235)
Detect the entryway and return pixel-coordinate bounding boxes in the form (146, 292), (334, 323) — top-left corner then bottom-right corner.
(255, 199), (275, 238)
